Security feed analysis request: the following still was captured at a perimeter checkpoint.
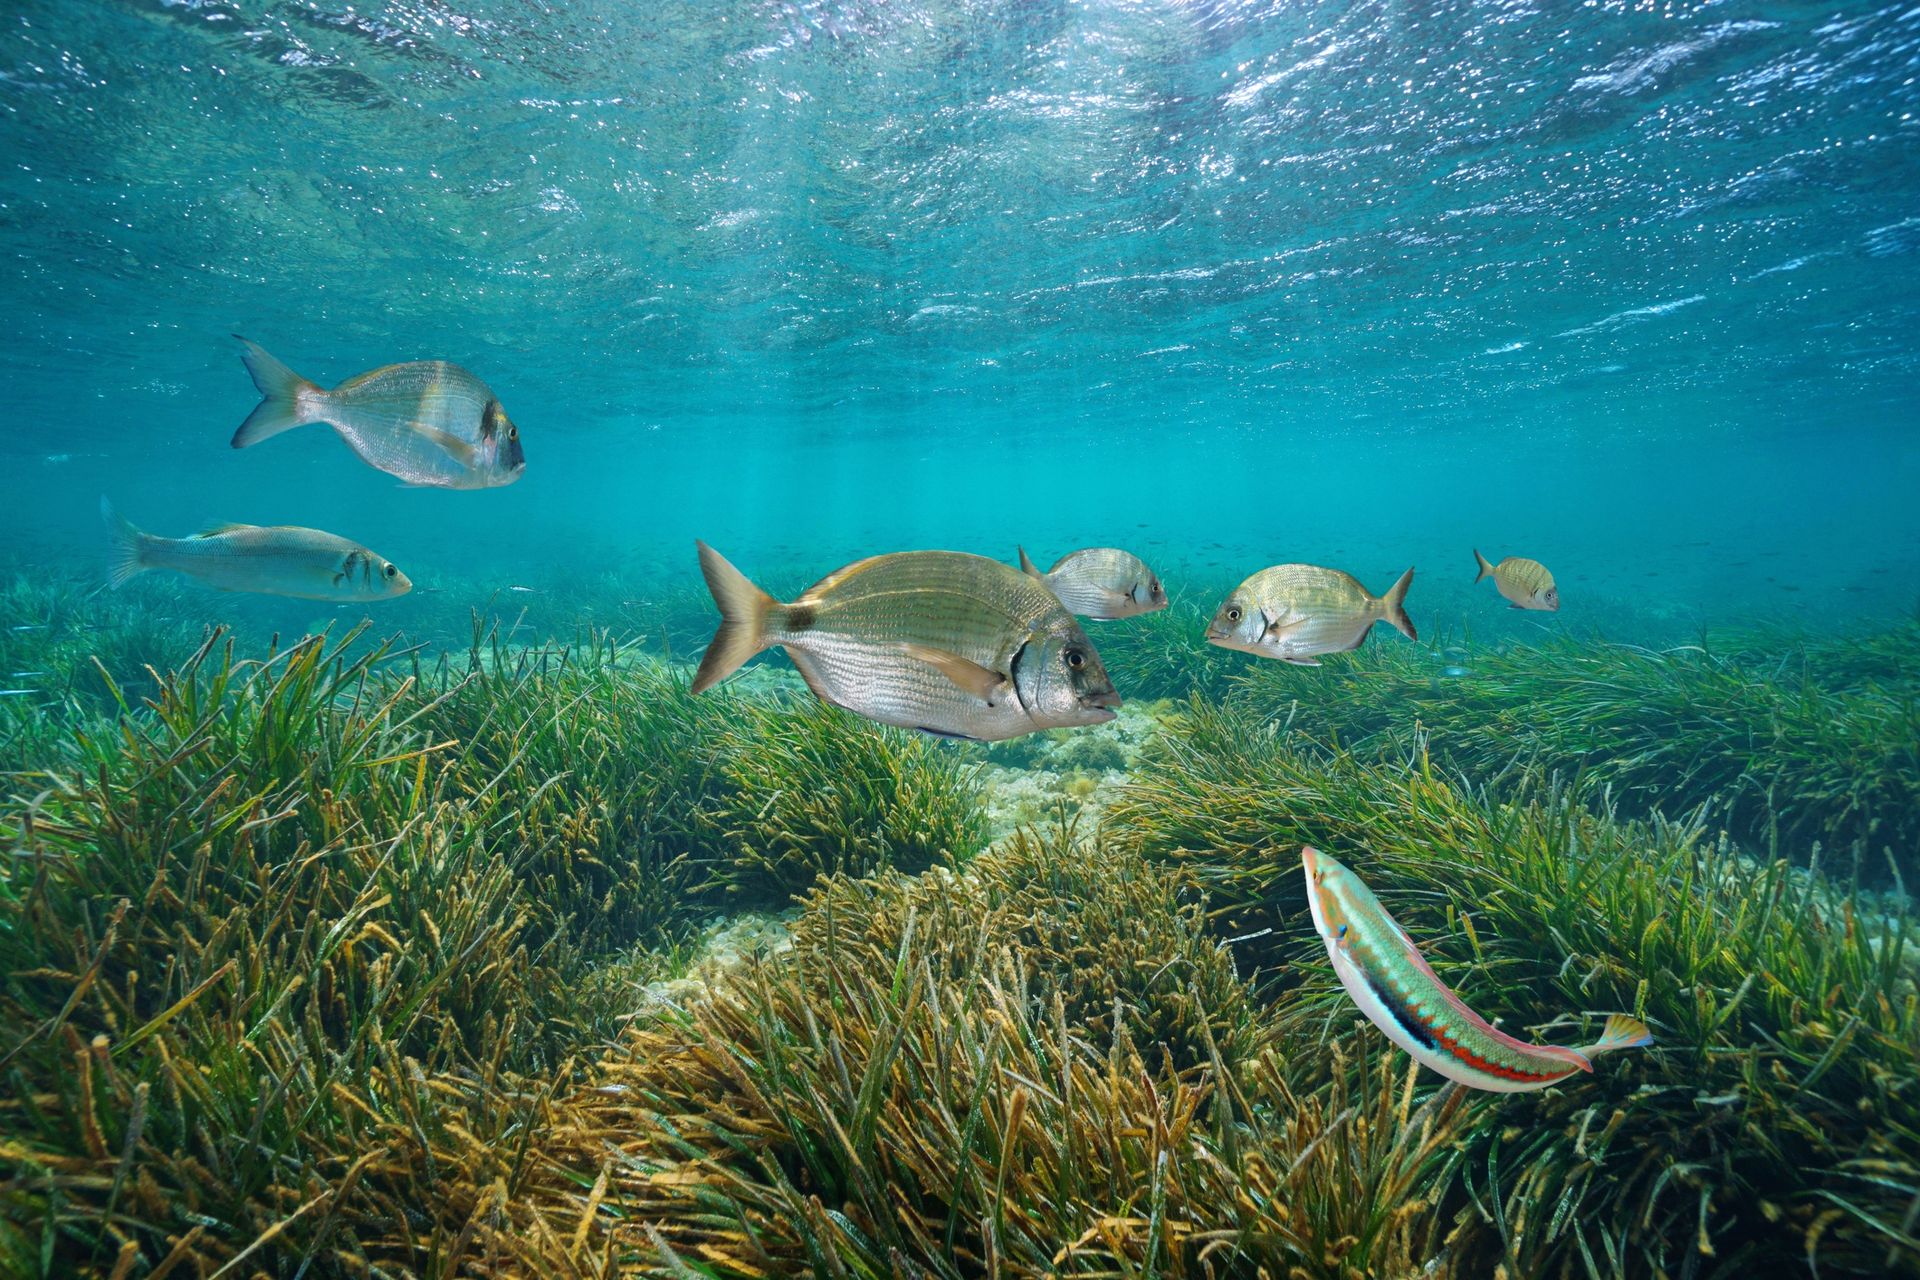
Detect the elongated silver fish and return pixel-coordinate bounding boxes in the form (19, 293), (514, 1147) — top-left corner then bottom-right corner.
(103, 499), (412, 602)
(1474, 549), (1558, 610)
(1205, 564), (1415, 665)
(231, 337), (525, 489)
(1017, 546), (1166, 620)
(1304, 847), (1652, 1092)
(691, 542), (1120, 742)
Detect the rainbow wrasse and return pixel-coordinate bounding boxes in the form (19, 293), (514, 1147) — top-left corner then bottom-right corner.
(1303, 847), (1650, 1092)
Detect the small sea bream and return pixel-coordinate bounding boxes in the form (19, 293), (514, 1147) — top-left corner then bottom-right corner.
(691, 542), (1120, 742)
(1303, 846), (1652, 1093)
(1474, 549), (1559, 611)
(1205, 563), (1415, 665)
(103, 499), (412, 603)
(1017, 546), (1166, 620)
(231, 338), (525, 489)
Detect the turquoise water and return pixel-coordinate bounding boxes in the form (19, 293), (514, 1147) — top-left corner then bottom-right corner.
(6, 8), (1920, 1278)
(2, 1), (1916, 639)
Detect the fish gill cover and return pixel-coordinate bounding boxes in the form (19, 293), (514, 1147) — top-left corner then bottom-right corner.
(0, 2), (1917, 1278)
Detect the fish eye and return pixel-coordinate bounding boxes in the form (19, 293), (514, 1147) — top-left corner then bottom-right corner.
(1226, 606), (1242, 622)
(1064, 647), (1086, 670)
(383, 563), (398, 579)
(508, 425), (519, 441)
(1336, 923), (1348, 939)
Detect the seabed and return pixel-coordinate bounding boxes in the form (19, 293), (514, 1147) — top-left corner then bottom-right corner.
(1, 569), (1916, 1278)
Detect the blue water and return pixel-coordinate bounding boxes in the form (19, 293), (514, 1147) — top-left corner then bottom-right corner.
(1, 1), (1917, 637)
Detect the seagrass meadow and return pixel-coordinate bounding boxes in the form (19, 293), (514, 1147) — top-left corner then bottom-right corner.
(2, 574), (1918, 1280)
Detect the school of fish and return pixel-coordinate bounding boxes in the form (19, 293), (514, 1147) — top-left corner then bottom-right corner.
(91, 332), (1643, 1097)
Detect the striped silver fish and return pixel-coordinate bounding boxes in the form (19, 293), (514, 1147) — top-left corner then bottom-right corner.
(691, 542), (1120, 742)
(231, 338), (525, 489)
(1474, 549), (1559, 611)
(103, 499), (411, 602)
(1017, 546), (1166, 620)
(1205, 564), (1415, 665)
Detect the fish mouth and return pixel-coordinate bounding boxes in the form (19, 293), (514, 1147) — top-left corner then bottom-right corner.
(1086, 689), (1123, 710)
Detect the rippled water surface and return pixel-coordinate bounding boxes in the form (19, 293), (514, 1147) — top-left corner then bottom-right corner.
(1, 0), (1916, 624)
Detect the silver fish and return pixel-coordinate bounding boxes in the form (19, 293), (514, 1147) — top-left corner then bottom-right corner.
(691, 542), (1120, 742)
(103, 499), (412, 603)
(1205, 564), (1416, 665)
(1017, 546), (1166, 620)
(1474, 549), (1559, 611)
(231, 337), (525, 489)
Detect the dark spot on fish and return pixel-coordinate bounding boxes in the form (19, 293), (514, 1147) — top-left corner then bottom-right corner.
(1367, 970), (1437, 1051)
(787, 603), (817, 631)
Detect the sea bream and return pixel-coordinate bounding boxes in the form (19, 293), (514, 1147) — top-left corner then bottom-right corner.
(103, 499), (412, 603)
(1303, 846), (1652, 1093)
(1017, 546), (1166, 620)
(230, 337), (525, 489)
(1205, 563), (1416, 665)
(1474, 549), (1559, 611)
(690, 542), (1121, 742)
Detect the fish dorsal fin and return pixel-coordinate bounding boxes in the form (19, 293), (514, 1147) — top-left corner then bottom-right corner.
(802, 554), (889, 598)
(1017, 546), (1044, 580)
(900, 643), (1009, 704)
(195, 522), (259, 538)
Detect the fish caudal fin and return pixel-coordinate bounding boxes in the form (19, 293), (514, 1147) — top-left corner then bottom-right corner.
(231, 336), (323, 448)
(1017, 546), (1043, 580)
(1379, 567), (1417, 641)
(101, 497), (149, 589)
(1581, 1013), (1653, 1057)
(692, 540), (778, 694)
(1473, 548), (1495, 584)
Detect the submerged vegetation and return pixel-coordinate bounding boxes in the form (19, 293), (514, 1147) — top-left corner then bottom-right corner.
(1113, 700), (1920, 1276)
(1, 593), (1917, 1277)
(1225, 628), (1920, 886)
(0, 620), (982, 1275)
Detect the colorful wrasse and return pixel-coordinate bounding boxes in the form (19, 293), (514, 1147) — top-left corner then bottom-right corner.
(1302, 846), (1651, 1092)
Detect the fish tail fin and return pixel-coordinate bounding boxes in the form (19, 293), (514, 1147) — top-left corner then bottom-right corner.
(231, 336), (324, 448)
(692, 540), (779, 693)
(1379, 567), (1417, 641)
(1473, 548), (1495, 583)
(1017, 546), (1044, 580)
(1582, 1013), (1654, 1057)
(101, 497), (150, 589)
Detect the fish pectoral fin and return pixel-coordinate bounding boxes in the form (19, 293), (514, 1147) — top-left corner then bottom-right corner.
(410, 424), (479, 466)
(900, 644), (1010, 704)
(1260, 606), (1303, 640)
(1280, 657), (1322, 667)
